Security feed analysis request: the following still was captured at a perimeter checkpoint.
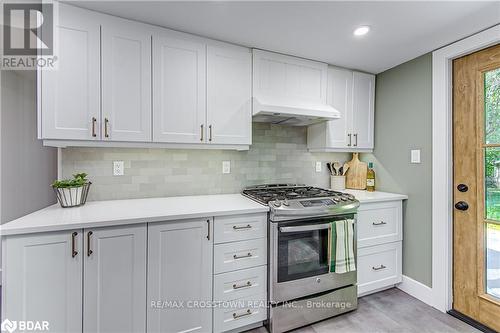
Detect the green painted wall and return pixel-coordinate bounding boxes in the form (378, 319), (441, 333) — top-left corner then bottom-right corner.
(363, 53), (433, 287)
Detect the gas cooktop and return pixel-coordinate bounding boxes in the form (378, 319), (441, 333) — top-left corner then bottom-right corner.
(242, 184), (347, 204)
(242, 184), (359, 221)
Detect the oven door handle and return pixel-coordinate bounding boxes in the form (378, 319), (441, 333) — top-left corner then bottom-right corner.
(279, 223), (331, 233)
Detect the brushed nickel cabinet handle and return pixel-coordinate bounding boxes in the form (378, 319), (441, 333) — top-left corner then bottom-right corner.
(233, 309), (252, 319)
(233, 224), (252, 230)
(200, 124), (204, 141)
(104, 118), (110, 138)
(71, 232), (78, 258)
(347, 133), (352, 147)
(354, 133), (358, 147)
(209, 125), (212, 142)
(207, 219), (210, 241)
(233, 252), (252, 260)
(91, 117), (97, 138)
(87, 231), (93, 256)
(372, 221), (387, 226)
(233, 281), (252, 289)
(372, 264), (387, 271)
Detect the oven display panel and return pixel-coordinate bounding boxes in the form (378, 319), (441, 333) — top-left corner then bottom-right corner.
(300, 199), (335, 207)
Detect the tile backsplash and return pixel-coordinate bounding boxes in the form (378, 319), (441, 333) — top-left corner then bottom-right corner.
(61, 123), (349, 201)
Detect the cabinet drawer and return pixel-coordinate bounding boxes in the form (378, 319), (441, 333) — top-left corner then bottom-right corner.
(214, 238), (267, 274)
(213, 293), (267, 333)
(357, 201), (402, 248)
(214, 213), (267, 244)
(357, 242), (402, 296)
(214, 266), (267, 302)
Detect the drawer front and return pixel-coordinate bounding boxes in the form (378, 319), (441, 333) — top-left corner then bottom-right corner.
(214, 266), (267, 302)
(213, 293), (267, 333)
(214, 213), (267, 244)
(357, 242), (402, 295)
(357, 201), (402, 248)
(214, 238), (267, 274)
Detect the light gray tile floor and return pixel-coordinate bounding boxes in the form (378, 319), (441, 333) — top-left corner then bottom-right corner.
(246, 288), (480, 333)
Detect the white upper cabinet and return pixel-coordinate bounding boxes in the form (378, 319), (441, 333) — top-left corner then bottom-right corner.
(147, 219), (213, 333)
(83, 224), (147, 333)
(253, 49), (327, 105)
(207, 45), (252, 145)
(2, 231), (83, 333)
(307, 67), (375, 152)
(41, 4), (100, 140)
(101, 19), (152, 142)
(153, 33), (206, 143)
(352, 72), (375, 149)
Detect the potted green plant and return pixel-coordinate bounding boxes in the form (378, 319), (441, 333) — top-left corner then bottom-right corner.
(52, 173), (92, 208)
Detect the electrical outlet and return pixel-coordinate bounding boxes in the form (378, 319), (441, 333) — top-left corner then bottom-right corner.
(113, 161), (124, 176)
(315, 161), (322, 172)
(222, 161), (231, 174)
(411, 150), (421, 164)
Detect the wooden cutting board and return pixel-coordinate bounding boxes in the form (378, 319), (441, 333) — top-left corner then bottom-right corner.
(346, 153), (367, 190)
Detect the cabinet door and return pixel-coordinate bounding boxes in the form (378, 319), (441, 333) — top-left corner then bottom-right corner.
(325, 67), (353, 148)
(101, 18), (152, 142)
(41, 4), (100, 140)
(207, 45), (252, 145)
(147, 219), (212, 333)
(83, 224), (147, 333)
(253, 49), (328, 105)
(2, 231), (83, 332)
(153, 34), (206, 143)
(352, 72), (375, 149)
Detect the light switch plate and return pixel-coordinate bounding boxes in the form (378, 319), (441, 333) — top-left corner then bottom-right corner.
(113, 161), (124, 176)
(222, 161), (231, 174)
(315, 161), (322, 172)
(411, 150), (421, 164)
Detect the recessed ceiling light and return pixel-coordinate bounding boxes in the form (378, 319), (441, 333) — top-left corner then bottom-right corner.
(353, 26), (370, 37)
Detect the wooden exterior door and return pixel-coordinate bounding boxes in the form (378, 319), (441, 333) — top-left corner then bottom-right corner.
(453, 43), (500, 331)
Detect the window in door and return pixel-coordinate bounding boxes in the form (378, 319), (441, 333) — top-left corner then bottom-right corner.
(484, 68), (500, 299)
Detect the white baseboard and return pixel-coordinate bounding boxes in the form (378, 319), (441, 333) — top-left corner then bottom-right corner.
(397, 275), (433, 307)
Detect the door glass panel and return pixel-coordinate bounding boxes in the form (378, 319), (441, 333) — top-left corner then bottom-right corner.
(486, 147), (500, 221)
(487, 223), (500, 299)
(277, 228), (329, 282)
(485, 68), (500, 144)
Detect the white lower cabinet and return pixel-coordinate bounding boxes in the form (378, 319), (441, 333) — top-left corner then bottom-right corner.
(2, 213), (267, 333)
(214, 238), (267, 274)
(2, 231), (83, 333)
(213, 293), (267, 333)
(356, 199), (404, 296)
(213, 213), (268, 333)
(83, 224), (147, 333)
(214, 266), (267, 302)
(147, 218), (213, 333)
(357, 242), (402, 296)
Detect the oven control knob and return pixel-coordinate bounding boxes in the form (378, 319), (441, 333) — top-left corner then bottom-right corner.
(283, 198), (289, 206)
(273, 200), (281, 207)
(316, 278), (321, 283)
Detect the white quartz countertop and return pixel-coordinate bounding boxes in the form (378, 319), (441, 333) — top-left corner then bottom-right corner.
(341, 189), (408, 203)
(0, 194), (269, 236)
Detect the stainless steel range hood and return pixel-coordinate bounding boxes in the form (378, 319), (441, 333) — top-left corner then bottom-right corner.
(252, 97), (340, 126)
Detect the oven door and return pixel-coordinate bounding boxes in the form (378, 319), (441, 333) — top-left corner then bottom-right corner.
(270, 216), (357, 303)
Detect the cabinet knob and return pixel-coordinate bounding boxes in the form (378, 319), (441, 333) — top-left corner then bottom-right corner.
(457, 184), (468, 192)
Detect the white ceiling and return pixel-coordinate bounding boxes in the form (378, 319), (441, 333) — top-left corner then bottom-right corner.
(70, 1), (500, 73)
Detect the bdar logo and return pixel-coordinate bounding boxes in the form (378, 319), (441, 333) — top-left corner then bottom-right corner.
(1, 319), (17, 333)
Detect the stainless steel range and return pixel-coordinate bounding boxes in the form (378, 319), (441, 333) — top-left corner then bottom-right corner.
(242, 184), (360, 333)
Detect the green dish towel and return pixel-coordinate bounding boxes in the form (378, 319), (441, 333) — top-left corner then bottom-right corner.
(329, 219), (356, 273)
